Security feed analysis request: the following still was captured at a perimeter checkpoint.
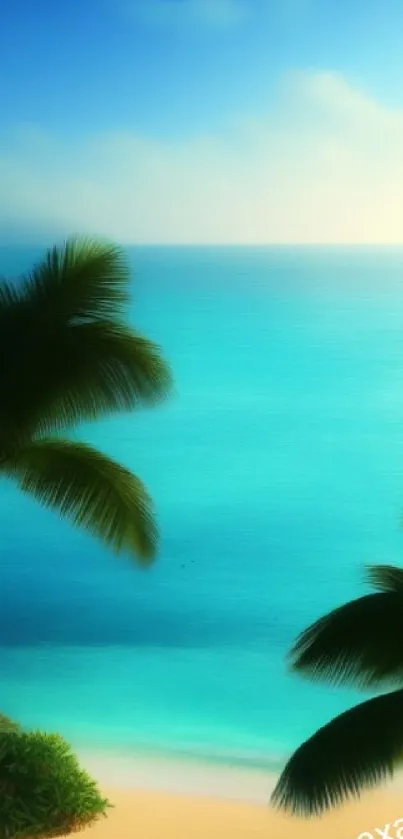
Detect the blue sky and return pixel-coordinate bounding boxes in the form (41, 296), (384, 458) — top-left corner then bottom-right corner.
(2, 0), (403, 243)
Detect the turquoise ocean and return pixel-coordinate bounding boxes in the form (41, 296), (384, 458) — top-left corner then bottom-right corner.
(1, 245), (403, 772)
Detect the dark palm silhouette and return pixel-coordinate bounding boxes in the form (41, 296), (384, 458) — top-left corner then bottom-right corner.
(271, 564), (403, 816)
(0, 237), (173, 563)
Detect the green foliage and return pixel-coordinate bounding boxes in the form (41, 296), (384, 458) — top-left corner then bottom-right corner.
(289, 590), (403, 690)
(0, 721), (111, 838)
(0, 715), (22, 734)
(364, 563), (403, 593)
(0, 236), (173, 448)
(0, 236), (173, 563)
(271, 564), (403, 817)
(5, 439), (157, 562)
(271, 688), (403, 817)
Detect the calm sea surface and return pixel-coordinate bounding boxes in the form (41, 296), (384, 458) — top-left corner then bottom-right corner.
(1, 245), (403, 769)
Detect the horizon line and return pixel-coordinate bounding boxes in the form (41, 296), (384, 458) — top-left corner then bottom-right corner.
(3, 241), (403, 249)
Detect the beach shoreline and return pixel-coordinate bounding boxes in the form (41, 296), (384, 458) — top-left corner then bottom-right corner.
(76, 750), (403, 838)
(78, 746), (277, 803)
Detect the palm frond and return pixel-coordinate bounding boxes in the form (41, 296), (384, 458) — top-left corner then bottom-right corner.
(34, 320), (172, 439)
(0, 317), (173, 447)
(271, 688), (403, 817)
(289, 591), (403, 689)
(0, 237), (173, 445)
(3, 439), (158, 563)
(25, 236), (131, 320)
(365, 564), (403, 593)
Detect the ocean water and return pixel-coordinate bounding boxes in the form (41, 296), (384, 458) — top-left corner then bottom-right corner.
(2, 245), (403, 771)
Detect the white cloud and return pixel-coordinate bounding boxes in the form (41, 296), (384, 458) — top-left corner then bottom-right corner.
(126, 0), (247, 29)
(3, 71), (403, 244)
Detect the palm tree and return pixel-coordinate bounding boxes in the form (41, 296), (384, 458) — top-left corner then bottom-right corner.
(0, 236), (173, 563)
(271, 564), (403, 817)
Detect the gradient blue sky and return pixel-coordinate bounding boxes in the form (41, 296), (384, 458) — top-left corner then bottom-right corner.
(2, 0), (403, 243)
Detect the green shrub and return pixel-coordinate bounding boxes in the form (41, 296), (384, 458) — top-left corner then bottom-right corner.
(0, 720), (112, 838)
(0, 715), (22, 734)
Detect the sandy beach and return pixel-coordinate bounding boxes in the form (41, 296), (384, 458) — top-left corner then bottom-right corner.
(81, 787), (403, 839)
(77, 753), (403, 839)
